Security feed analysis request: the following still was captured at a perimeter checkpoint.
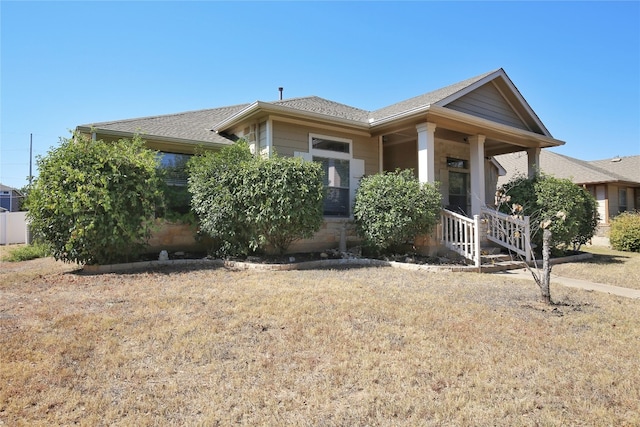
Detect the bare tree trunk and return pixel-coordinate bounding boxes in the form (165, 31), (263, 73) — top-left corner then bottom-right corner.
(540, 228), (552, 304)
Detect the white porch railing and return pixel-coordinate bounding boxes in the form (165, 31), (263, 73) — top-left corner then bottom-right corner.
(481, 207), (531, 262)
(441, 209), (481, 267)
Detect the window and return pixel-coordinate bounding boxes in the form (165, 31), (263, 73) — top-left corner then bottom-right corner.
(315, 157), (350, 216)
(619, 187), (628, 212)
(158, 152), (191, 186)
(158, 152), (192, 215)
(447, 157), (468, 169)
(309, 134), (352, 217)
(312, 136), (350, 153)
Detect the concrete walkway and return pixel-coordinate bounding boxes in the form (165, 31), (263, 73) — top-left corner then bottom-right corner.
(496, 268), (640, 299)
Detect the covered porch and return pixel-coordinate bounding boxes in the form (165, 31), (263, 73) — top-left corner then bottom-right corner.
(371, 90), (564, 266)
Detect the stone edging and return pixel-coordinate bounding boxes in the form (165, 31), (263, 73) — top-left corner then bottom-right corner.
(81, 252), (594, 275)
(81, 257), (477, 274)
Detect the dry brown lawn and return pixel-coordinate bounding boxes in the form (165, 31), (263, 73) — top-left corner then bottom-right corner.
(1, 250), (639, 426)
(552, 245), (640, 290)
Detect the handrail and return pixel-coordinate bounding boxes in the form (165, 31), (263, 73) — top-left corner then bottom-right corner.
(441, 209), (481, 267)
(481, 207), (531, 262)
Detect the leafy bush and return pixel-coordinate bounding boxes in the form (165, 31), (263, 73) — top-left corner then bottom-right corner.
(1, 242), (50, 262)
(353, 169), (442, 254)
(241, 155), (324, 254)
(610, 211), (640, 252)
(27, 132), (163, 265)
(498, 173), (599, 252)
(188, 141), (324, 256)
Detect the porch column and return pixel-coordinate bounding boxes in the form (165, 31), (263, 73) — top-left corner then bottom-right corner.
(469, 134), (486, 216)
(527, 147), (541, 179)
(416, 122), (437, 183)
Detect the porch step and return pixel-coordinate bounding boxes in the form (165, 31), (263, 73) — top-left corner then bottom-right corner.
(478, 251), (526, 273)
(480, 253), (513, 264)
(480, 245), (503, 256)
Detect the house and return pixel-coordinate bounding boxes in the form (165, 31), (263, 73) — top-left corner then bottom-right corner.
(0, 184), (23, 212)
(77, 68), (564, 264)
(496, 151), (640, 232)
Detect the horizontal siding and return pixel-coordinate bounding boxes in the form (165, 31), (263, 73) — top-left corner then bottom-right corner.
(272, 121), (379, 175)
(447, 83), (528, 130)
(272, 122), (308, 156)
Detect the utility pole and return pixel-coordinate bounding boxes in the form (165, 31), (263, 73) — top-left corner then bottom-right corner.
(29, 133), (33, 187)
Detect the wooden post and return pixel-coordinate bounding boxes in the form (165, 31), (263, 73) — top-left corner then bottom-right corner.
(541, 228), (552, 304)
(474, 214), (481, 268)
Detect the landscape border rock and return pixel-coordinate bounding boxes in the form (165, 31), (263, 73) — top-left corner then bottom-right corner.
(80, 251), (593, 275)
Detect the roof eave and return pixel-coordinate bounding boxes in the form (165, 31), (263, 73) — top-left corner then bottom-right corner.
(428, 105), (564, 148)
(371, 105), (564, 148)
(75, 126), (233, 149)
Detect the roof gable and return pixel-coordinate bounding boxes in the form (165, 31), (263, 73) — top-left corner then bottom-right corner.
(370, 69), (497, 123)
(445, 82), (530, 131)
(369, 69), (550, 137)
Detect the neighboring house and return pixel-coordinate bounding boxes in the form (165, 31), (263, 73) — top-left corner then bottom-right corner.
(0, 184), (23, 212)
(496, 151), (640, 228)
(77, 68), (564, 264)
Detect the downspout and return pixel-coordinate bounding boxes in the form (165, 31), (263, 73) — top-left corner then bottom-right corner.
(378, 136), (384, 173)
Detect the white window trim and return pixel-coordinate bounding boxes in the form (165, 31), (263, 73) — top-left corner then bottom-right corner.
(309, 133), (352, 160)
(308, 133), (355, 217)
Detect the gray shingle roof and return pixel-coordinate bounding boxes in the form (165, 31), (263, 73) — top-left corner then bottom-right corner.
(590, 156), (640, 183)
(496, 151), (640, 186)
(79, 104), (250, 145)
(78, 68), (537, 145)
(271, 96), (371, 123)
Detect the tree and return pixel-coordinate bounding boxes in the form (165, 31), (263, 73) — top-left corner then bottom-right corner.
(27, 132), (163, 265)
(188, 141), (325, 256)
(353, 169), (442, 254)
(498, 173), (598, 254)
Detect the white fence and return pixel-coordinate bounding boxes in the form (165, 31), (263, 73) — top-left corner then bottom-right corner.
(0, 211), (29, 245)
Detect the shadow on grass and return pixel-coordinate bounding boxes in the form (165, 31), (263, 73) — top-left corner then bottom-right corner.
(579, 253), (630, 265)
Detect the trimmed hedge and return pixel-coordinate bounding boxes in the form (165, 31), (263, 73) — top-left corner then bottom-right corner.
(26, 133), (163, 265)
(353, 169), (442, 254)
(188, 141), (324, 256)
(610, 211), (640, 252)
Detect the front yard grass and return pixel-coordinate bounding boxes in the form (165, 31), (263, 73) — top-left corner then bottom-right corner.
(1, 257), (638, 426)
(551, 244), (640, 290)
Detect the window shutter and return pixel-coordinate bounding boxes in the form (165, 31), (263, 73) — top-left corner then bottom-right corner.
(350, 158), (365, 215)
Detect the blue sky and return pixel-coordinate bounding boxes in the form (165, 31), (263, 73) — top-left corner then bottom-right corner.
(1, 1), (639, 190)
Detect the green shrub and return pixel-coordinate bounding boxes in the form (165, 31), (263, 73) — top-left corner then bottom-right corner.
(26, 132), (163, 265)
(1, 243), (50, 262)
(610, 211), (640, 252)
(241, 155), (324, 254)
(498, 173), (599, 252)
(353, 169), (442, 254)
(188, 141), (324, 256)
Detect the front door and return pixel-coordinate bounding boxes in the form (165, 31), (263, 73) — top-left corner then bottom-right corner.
(449, 171), (469, 215)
